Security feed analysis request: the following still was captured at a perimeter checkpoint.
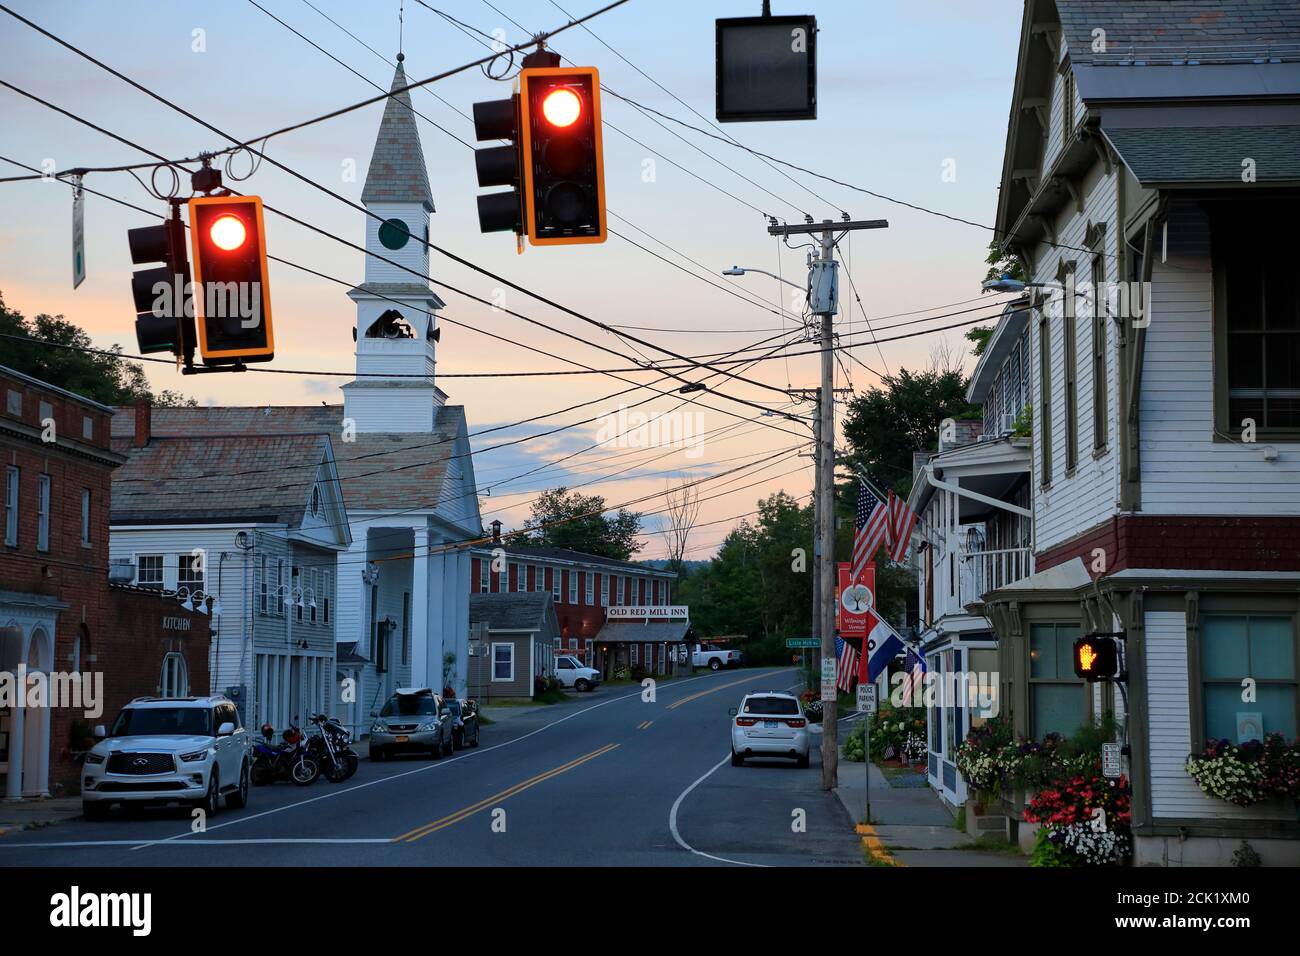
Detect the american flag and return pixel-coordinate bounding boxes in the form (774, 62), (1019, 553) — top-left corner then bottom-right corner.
(834, 636), (859, 693)
(851, 479), (890, 582)
(900, 643), (926, 704)
(887, 490), (918, 563)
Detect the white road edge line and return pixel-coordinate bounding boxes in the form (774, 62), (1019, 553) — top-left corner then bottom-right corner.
(666, 677), (805, 869)
(668, 753), (766, 868)
(119, 666), (793, 852)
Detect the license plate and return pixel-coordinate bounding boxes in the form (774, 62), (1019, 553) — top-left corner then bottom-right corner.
(764, 720), (778, 728)
(394, 735), (409, 743)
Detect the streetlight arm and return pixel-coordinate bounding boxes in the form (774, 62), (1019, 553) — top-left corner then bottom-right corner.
(722, 266), (804, 291)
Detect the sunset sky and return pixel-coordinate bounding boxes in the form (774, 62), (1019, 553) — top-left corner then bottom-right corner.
(0, 0), (1022, 559)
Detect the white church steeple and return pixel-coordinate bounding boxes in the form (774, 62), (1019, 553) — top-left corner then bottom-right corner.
(344, 55), (448, 433)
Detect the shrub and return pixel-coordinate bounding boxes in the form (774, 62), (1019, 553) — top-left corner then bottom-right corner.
(867, 705), (927, 763)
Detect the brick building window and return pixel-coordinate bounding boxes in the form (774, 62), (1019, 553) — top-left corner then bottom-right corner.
(80, 489), (92, 546)
(600, 574), (608, 607)
(568, 571), (578, 605)
(5, 465), (18, 546)
(159, 652), (189, 698)
(550, 567), (560, 601)
(36, 474), (50, 552)
(499, 560), (508, 593)
(584, 571), (594, 605)
(138, 554), (164, 589)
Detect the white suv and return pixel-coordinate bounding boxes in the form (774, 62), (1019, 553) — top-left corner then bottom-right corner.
(729, 691), (810, 768)
(553, 655), (602, 692)
(82, 696), (250, 820)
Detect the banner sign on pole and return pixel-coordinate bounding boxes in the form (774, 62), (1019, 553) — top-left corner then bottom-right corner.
(837, 563), (874, 640)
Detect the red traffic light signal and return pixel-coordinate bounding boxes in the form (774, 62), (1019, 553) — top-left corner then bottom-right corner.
(188, 195), (274, 364)
(1073, 635), (1120, 681)
(519, 66), (606, 246)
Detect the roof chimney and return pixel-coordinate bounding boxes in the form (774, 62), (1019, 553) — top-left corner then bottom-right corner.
(133, 398), (152, 448)
(490, 519), (502, 544)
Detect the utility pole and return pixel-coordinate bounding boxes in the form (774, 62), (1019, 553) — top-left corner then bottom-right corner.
(770, 218), (888, 792)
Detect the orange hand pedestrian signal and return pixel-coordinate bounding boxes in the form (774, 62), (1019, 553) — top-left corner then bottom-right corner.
(1072, 636), (1120, 681)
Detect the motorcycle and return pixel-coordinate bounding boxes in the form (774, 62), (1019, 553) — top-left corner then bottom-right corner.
(249, 722), (321, 786)
(306, 713), (359, 783)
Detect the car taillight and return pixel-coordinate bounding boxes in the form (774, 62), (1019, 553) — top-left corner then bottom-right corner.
(786, 718), (806, 728)
(736, 717), (758, 726)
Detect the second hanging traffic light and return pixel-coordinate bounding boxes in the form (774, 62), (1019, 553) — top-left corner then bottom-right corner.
(471, 64), (606, 246)
(520, 66), (606, 245)
(188, 195), (274, 364)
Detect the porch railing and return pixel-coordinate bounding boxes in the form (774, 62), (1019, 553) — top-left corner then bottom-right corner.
(958, 546), (1032, 606)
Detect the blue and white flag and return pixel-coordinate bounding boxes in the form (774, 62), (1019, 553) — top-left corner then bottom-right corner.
(861, 609), (906, 684)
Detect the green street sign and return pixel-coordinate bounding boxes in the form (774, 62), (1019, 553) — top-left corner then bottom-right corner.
(785, 638), (819, 648)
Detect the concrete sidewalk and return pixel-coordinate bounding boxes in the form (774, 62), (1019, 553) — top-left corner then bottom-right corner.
(834, 754), (1027, 867)
(0, 796), (84, 835)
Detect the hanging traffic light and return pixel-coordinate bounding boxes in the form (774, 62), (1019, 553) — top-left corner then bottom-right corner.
(128, 204), (193, 360)
(1073, 634), (1121, 681)
(187, 195), (274, 364)
(472, 92), (524, 234)
(519, 66), (606, 245)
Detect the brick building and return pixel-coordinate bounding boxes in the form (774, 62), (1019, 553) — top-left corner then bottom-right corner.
(469, 522), (689, 678)
(1, 366), (209, 799)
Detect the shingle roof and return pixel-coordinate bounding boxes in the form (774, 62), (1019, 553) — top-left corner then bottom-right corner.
(469, 591), (557, 631)
(111, 404), (470, 514)
(111, 433), (329, 525)
(361, 60), (435, 211)
(1103, 124), (1300, 182)
(594, 620), (693, 643)
(1058, 1), (1300, 66)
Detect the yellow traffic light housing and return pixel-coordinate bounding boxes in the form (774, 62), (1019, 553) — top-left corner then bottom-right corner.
(187, 195), (274, 364)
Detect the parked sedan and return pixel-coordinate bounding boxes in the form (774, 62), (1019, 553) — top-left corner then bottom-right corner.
(448, 698), (481, 750)
(729, 691), (810, 768)
(369, 688), (453, 761)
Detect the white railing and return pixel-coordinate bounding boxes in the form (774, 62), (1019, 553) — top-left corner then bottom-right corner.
(958, 546), (1033, 605)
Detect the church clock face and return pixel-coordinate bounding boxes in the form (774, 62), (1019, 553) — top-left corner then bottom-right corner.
(378, 218), (411, 250)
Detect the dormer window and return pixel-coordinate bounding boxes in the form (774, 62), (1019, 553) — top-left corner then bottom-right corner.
(366, 309), (415, 339)
(378, 218), (411, 250)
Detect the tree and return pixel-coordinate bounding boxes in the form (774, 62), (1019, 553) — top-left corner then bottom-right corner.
(658, 477), (701, 576)
(0, 291), (195, 406)
(840, 365), (979, 499)
(982, 238), (1026, 287)
(519, 487), (643, 560)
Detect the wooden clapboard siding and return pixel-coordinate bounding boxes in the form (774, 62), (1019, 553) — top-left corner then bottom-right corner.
(1140, 204), (1300, 513)
(1144, 610), (1292, 821)
(1030, 159), (1122, 554)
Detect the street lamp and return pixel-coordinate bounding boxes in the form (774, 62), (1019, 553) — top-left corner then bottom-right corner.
(722, 265), (804, 290)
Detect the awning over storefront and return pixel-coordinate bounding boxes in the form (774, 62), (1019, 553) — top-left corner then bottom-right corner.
(593, 619), (693, 645)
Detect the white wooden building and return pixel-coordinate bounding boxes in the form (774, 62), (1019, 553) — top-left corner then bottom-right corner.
(976, 0), (1300, 865)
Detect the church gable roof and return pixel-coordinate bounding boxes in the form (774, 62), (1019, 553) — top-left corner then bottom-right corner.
(362, 59), (435, 212)
(111, 404), (477, 523)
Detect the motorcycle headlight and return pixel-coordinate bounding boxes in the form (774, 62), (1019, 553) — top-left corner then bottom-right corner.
(84, 752), (106, 766)
(370, 722), (387, 735)
(180, 749), (210, 763)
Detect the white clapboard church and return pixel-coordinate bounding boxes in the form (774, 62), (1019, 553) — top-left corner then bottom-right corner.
(111, 58), (482, 734)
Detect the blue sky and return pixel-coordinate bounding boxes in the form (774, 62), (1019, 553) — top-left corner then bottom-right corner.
(0, 0), (1023, 558)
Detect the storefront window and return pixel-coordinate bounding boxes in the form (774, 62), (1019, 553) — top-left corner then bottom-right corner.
(1029, 623), (1084, 738)
(1202, 615), (1296, 742)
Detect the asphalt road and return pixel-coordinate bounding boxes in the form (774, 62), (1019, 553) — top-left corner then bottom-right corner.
(0, 667), (863, 867)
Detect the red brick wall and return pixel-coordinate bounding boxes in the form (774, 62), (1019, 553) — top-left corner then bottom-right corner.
(2, 371), (211, 794)
(1037, 515), (1300, 578)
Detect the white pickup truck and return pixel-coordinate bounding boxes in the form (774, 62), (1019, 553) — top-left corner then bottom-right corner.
(691, 643), (743, 671)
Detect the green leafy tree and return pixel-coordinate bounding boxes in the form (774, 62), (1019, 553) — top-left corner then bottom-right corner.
(840, 367), (978, 500)
(982, 238), (1026, 287)
(0, 292), (194, 406)
(519, 487), (643, 560)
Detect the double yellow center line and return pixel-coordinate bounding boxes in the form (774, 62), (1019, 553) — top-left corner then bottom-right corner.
(393, 743), (620, 843)
(666, 669), (793, 710)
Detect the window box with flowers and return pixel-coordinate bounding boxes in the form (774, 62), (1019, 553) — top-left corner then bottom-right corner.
(1185, 734), (1300, 807)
